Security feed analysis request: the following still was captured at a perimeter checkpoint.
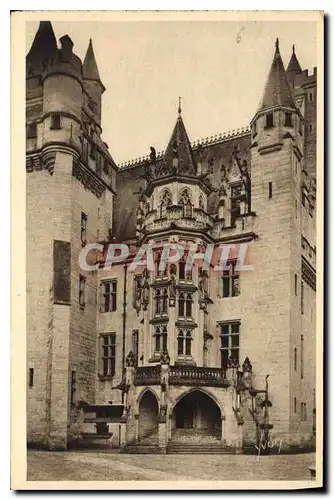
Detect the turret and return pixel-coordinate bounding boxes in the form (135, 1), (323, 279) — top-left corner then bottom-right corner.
(82, 39), (105, 125)
(286, 45), (302, 89)
(26, 21), (57, 78)
(41, 33), (83, 150)
(250, 39), (303, 156)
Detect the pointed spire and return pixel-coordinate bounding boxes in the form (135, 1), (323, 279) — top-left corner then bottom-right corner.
(178, 96), (182, 116)
(258, 38), (296, 111)
(26, 21), (57, 74)
(286, 44), (302, 84)
(163, 103), (197, 175)
(83, 39), (105, 90)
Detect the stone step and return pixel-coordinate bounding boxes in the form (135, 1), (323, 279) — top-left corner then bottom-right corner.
(121, 445), (165, 455)
(167, 445), (231, 454)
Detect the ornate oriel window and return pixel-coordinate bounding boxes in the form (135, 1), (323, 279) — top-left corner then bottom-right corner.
(179, 255), (192, 281)
(178, 291), (185, 317)
(160, 188), (172, 218)
(154, 325), (167, 353)
(177, 329), (192, 356)
(222, 261), (240, 297)
(179, 188), (193, 218)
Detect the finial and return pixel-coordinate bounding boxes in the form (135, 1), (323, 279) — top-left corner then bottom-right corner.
(292, 44), (295, 54)
(275, 38), (279, 53)
(178, 96), (182, 115)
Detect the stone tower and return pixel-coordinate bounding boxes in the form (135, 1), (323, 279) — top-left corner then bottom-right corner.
(26, 22), (117, 449)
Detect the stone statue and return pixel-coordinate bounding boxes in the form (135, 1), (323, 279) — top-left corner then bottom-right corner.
(160, 349), (170, 365)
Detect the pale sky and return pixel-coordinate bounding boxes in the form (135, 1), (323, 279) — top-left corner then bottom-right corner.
(26, 19), (317, 164)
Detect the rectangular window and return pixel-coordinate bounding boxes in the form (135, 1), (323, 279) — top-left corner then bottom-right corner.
(79, 275), (86, 308)
(309, 124), (313, 134)
(50, 113), (61, 130)
(81, 212), (87, 245)
(222, 262), (240, 298)
(301, 402), (307, 422)
(154, 325), (167, 353)
(219, 322), (240, 368)
(252, 121), (257, 137)
(269, 182), (273, 199)
(101, 333), (116, 377)
(284, 112), (293, 127)
(301, 334), (304, 379)
(132, 329), (139, 366)
(294, 274), (298, 295)
(101, 280), (117, 312)
(103, 159), (110, 175)
(294, 348), (297, 371)
(294, 397), (297, 413)
(27, 122), (37, 138)
(301, 281), (304, 315)
(265, 112), (274, 128)
(28, 368), (34, 388)
(70, 370), (76, 406)
(309, 92), (313, 102)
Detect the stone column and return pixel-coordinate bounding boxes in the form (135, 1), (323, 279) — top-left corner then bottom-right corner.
(159, 351), (170, 451)
(236, 422), (244, 454)
(119, 415), (127, 447)
(134, 414), (139, 443)
(221, 415), (226, 445)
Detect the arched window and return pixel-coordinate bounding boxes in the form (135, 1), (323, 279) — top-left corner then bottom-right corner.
(155, 288), (161, 314)
(179, 188), (193, 218)
(179, 257), (186, 280)
(160, 189), (172, 218)
(185, 331), (192, 355)
(199, 193), (205, 210)
(177, 330), (184, 355)
(155, 250), (162, 277)
(162, 288), (168, 314)
(178, 292), (185, 317)
(155, 325), (167, 352)
(185, 293), (192, 317)
(177, 329), (192, 356)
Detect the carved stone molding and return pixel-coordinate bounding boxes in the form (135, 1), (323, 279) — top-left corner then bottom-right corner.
(72, 160), (105, 198)
(26, 153), (56, 175)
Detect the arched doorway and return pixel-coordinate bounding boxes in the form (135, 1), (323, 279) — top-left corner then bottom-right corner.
(172, 390), (222, 442)
(138, 390), (159, 443)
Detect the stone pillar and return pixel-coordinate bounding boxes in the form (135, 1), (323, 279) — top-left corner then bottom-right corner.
(236, 422), (244, 454)
(221, 415), (226, 445)
(134, 414), (139, 443)
(159, 351), (170, 451)
(158, 406), (167, 452)
(119, 416), (127, 447)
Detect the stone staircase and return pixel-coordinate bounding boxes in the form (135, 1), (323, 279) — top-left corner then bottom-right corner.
(167, 428), (230, 454)
(121, 428), (162, 454)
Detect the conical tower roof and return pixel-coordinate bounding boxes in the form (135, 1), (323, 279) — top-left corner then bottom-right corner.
(163, 99), (197, 175)
(26, 21), (57, 75)
(286, 45), (302, 87)
(258, 38), (296, 111)
(83, 39), (105, 89)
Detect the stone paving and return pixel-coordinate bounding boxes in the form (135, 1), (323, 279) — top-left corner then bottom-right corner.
(27, 450), (315, 482)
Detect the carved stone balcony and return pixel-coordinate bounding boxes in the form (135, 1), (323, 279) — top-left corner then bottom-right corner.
(134, 365), (161, 386)
(169, 365), (228, 387)
(143, 205), (214, 235)
(134, 364), (228, 388)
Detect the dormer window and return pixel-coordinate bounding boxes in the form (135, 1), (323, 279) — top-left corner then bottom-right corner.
(179, 188), (193, 218)
(160, 189), (172, 218)
(50, 113), (61, 130)
(265, 112), (274, 129)
(285, 112), (293, 127)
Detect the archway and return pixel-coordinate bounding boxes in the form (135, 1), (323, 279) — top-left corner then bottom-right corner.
(138, 390), (159, 442)
(172, 390), (222, 441)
